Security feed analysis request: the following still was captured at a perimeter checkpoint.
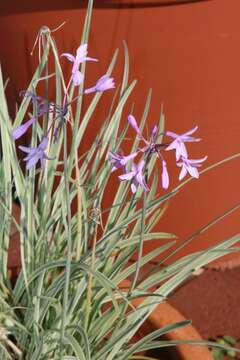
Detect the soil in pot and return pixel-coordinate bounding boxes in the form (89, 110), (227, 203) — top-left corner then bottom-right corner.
(145, 346), (184, 360)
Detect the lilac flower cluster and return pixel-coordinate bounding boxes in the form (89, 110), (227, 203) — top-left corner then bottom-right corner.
(109, 115), (207, 193)
(12, 44), (115, 170)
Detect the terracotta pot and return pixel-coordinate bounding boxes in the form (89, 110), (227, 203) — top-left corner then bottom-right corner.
(1, 0), (240, 267)
(118, 279), (213, 359)
(131, 300), (213, 360)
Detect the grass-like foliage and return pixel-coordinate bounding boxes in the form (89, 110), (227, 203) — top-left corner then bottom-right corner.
(0, 1), (239, 359)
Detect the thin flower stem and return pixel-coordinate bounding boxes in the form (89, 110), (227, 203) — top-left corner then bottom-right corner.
(27, 90), (38, 273)
(63, 79), (72, 106)
(130, 185), (147, 291)
(75, 150), (82, 261)
(60, 123), (72, 358)
(85, 224), (98, 330)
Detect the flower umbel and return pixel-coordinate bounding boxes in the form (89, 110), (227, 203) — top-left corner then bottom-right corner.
(110, 115), (207, 192)
(19, 136), (51, 170)
(62, 44), (98, 86)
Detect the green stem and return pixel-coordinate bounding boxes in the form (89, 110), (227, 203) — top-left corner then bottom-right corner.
(85, 224), (98, 330)
(75, 150), (82, 261)
(60, 124), (72, 358)
(27, 88), (38, 273)
(130, 189), (147, 291)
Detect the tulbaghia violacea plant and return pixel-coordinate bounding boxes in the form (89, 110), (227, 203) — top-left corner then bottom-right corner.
(0, 1), (239, 359)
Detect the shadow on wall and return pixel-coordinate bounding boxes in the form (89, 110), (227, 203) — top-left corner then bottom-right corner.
(0, 0), (215, 15)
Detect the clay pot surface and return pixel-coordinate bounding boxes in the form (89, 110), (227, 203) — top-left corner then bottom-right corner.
(119, 279), (213, 359)
(133, 299), (213, 360)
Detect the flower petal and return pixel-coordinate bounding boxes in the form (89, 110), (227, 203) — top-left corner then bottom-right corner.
(151, 125), (158, 140)
(131, 182), (137, 194)
(72, 71), (84, 86)
(161, 160), (169, 189)
(128, 115), (142, 136)
(19, 145), (34, 153)
(76, 44), (88, 60)
(26, 153), (42, 170)
(84, 86), (96, 94)
(39, 136), (49, 150)
(61, 53), (75, 62)
(179, 165), (187, 181)
(136, 172), (149, 192)
(12, 117), (36, 140)
(165, 139), (177, 152)
(84, 56), (98, 62)
(118, 171), (135, 181)
(187, 165), (199, 178)
(182, 125), (198, 137)
(136, 159), (145, 172)
(165, 130), (178, 139)
(188, 155), (208, 164)
(176, 141), (188, 160)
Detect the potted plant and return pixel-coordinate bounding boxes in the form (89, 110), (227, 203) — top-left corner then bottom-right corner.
(0, 1), (239, 359)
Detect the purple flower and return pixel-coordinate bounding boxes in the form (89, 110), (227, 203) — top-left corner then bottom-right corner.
(19, 136), (51, 170)
(12, 117), (36, 140)
(161, 160), (169, 189)
(109, 151), (138, 172)
(84, 75), (115, 94)
(177, 156), (207, 180)
(118, 160), (149, 193)
(62, 44), (98, 86)
(165, 126), (201, 161)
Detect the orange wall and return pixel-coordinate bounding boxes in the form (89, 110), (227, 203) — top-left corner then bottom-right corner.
(1, 0), (240, 263)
